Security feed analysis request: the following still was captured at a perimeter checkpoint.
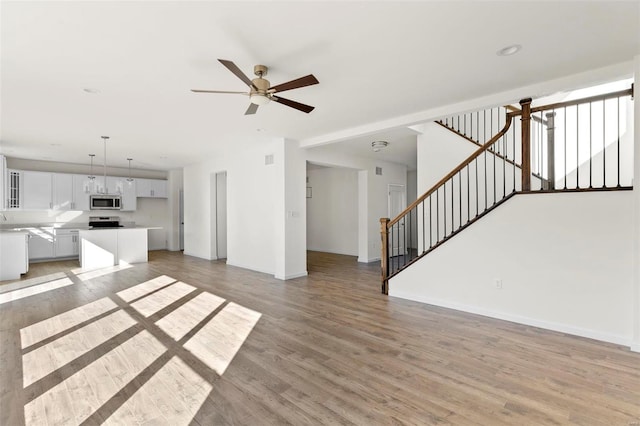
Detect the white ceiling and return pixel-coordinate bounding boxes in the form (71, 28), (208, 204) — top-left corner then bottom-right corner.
(1, 1), (638, 171)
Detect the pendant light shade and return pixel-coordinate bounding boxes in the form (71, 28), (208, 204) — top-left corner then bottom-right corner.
(85, 154), (96, 193)
(126, 158), (134, 185)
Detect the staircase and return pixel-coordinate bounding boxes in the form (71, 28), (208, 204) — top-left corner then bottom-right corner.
(380, 87), (634, 294)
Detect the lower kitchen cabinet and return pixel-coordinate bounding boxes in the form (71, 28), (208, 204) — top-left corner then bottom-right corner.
(54, 229), (80, 258)
(27, 228), (55, 260)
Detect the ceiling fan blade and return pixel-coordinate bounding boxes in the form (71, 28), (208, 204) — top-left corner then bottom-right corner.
(245, 103), (259, 115)
(272, 96), (315, 113)
(218, 59), (258, 90)
(269, 74), (319, 93)
(191, 89), (248, 94)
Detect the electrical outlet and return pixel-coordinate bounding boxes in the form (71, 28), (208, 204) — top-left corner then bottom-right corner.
(495, 279), (503, 289)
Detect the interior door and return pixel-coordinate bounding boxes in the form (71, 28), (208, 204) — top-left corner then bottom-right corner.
(179, 189), (184, 251)
(388, 184), (406, 257)
(215, 171), (227, 260)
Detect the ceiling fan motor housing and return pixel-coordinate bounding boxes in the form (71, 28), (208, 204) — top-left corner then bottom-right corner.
(251, 75), (270, 96)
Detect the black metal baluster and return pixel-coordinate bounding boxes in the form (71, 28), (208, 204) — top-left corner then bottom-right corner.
(503, 134), (506, 198)
(458, 171), (462, 229)
(429, 195), (433, 248)
(436, 188), (440, 242)
(513, 122), (516, 192)
(450, 179), (454, 233)
(475, 157), (479, 216)
(564, 107), (567, 189)
(443, 182), (447, 237)
(576, 105), (579, 189)
(467, 164), (470, 223)
(589, 102), (593, 188)
(603, 100), (606, 187)
(493, 139), (496, 204)
(403, 216), (406, 264)
(617, 97), (621, 187)
(484, 109), (487, 144)
(421, 200), (425, 253)
(484, 149), (487, 209)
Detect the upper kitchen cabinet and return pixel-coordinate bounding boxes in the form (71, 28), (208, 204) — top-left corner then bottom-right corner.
(136, 178), (167, 198)
(72, 174), (92, 211)
(0, 155), (6, 210)
(52, 173), (73, 210)
(22, 171), (53, 210)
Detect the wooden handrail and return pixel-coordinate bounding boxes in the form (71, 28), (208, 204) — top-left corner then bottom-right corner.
(388, 112), (517, 227)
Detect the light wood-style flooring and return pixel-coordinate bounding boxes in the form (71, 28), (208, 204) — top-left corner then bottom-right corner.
(1, 250), (639, 425)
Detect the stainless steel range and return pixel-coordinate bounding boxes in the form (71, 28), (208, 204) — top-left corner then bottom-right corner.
(88, 216), (122, 228)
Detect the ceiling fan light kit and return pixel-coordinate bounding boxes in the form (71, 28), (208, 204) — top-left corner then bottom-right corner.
(191, 59), (319, 115)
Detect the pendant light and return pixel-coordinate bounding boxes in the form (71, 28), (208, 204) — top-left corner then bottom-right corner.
(101, 136), (109, 194)
(126, 158), (134, 185)
(84, 154), (96, 193)
(88, 154), (96, 180)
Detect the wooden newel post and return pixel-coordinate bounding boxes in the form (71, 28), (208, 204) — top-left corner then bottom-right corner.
(520, 98), (532, 192)
(380, 218), (390, 295)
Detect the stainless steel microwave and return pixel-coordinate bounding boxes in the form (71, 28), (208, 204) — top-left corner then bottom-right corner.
(90, 195), (122, 210)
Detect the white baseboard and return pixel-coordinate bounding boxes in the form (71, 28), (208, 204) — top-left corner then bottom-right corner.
(358, 257), (380, 263)
(389, 290), (633, 348)
(275, 271), (308, 280)
(225, 260), (273, 276)
(631, 342), (640, 353)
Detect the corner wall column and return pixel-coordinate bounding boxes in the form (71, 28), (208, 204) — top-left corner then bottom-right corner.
(632, 56), (640, 352)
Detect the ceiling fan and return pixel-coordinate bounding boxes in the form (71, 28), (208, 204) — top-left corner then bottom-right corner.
(191, 59), (319, 115)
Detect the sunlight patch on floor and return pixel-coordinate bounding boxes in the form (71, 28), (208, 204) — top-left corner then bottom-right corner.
(104, 356), (212, 425)
(22, 310), (137, 387)
(184, 302), (261, 375)
(19, 275), (262, 425)
(130, 281), (196, 317)
(156, 292), (226, 341)
(116, 275), (177, 302)
(20, 297), (118, 349)
(0, 277), (74, 305)
(0, 272), (67, 293)
(73, 263), (133, 282)
(24, 330), (166, 426)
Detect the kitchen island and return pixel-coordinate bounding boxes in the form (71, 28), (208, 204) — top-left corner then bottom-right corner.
(79, 227), (159, 270)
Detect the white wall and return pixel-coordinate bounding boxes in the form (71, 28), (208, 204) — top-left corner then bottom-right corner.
(183, 138), (286, 276)
(306, 148), (407, 262)
(274, 139), (307, 279)
(390, 191), (634, 346)
(306, 166), (358, 256)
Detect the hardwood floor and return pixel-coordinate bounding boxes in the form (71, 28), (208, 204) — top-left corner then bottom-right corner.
(1, 250), (639, 425)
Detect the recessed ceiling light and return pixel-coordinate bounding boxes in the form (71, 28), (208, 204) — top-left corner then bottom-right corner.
(496, 44), (522, 56)
(83, 88), (100, 94)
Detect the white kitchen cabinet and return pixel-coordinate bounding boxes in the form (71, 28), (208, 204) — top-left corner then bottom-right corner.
(22, 171), (52, 210)
(52, 173), (73, 210)
(0, 231), (29, 281)
(6, 169), (21, 209)
(73, 174), (92, 211)
(0, 155), (6, 211)
(27, 227), (55, 260)
(136, 178), (167, 198)
(54, 229), (79, 258)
